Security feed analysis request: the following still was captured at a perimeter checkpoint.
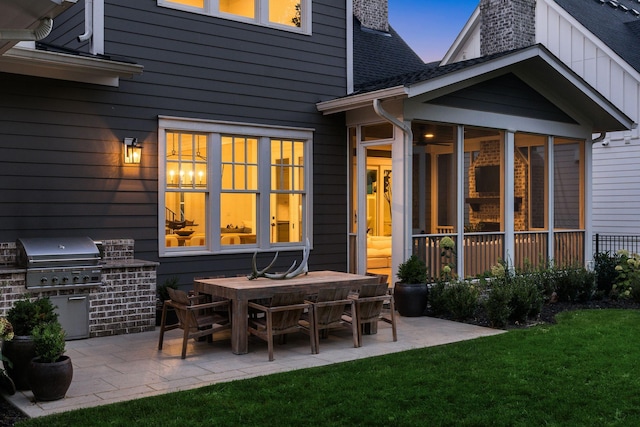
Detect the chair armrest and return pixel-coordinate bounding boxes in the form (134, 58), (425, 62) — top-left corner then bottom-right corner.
(186, 300), (229, 311)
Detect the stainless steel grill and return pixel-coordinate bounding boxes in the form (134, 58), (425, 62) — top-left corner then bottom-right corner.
(16, 236), (103, 290)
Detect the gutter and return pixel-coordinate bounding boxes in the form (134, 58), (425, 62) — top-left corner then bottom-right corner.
(0, 18), (53, 41)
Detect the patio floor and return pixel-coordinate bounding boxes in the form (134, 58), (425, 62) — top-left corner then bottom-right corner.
(4, 315), (504, 419)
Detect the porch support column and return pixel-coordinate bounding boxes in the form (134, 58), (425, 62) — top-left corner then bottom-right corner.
(547, 136), (555, 262)
(584, 138), (593, 268)
(456, 125), (465, 278)
(504, 130), (515, 269)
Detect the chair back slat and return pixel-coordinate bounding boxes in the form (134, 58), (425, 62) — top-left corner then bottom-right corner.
(356, 283), (387, 323)
(269, 291), (307, 332)
(315, 287), (349, 326)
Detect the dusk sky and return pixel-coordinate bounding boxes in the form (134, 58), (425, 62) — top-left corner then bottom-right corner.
(388, 0), (479, 62)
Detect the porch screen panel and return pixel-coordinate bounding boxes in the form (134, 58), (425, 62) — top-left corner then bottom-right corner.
(553, 139), (583, 229)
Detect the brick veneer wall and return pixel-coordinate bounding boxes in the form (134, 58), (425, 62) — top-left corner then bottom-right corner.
(468, 140), (528, 230)
(480, 0), (536, 56)
(0, 239), (157, 338)
(353, 0), (388, 32)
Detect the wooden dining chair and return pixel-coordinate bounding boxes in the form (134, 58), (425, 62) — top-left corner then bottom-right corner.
(158, 287), (231, 359)
(345, 282), (397, 347)
(304, 287), (357, 353)
(247, 290), (314, 361)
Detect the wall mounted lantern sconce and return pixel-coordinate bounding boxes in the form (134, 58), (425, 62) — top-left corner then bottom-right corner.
(123, 137), (142, 164)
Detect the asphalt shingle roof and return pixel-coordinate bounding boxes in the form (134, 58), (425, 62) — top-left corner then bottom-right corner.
(353, 17), (428, 89)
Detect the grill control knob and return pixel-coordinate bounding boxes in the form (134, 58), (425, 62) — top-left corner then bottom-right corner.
(62, 276), (69, 283)
(73, 276), (80, 283)
(40, 277), (48, 284)
(83, 275), (90, 282)
(51, 276), (59, 284)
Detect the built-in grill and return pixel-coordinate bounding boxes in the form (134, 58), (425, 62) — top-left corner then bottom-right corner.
(16, 236), (103, 290)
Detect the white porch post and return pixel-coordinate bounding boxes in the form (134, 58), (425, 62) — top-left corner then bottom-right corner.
(456, 125), (465, 277)
(584, 139), (593, 268)
(547, 136), (555, 263)
(504, 131), (515, 268)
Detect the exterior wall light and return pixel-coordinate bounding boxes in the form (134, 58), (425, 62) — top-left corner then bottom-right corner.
(124, 137), (142, 164)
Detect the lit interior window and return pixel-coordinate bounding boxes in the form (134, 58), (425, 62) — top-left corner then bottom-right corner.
(269, 0), (301, 27)
(220, 0), (255, 19)
(166, 0), (204, 7)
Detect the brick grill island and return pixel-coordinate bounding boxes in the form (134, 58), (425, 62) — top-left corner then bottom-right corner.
(0, 239), (158, 338)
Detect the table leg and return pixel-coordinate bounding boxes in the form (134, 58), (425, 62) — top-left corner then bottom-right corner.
(231, 298), (249, 354)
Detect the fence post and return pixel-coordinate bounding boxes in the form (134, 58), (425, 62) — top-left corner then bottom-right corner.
(595, 233), (599, 255)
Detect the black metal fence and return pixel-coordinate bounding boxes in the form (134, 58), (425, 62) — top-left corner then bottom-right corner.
(593, 234), (640, 255)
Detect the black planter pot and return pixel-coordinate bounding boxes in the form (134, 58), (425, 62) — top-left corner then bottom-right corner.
(27, 356), (73, 402)
(394, 282), (428, 316)
(1, 335), (35, 391)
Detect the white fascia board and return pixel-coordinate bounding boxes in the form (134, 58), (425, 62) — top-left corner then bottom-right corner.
(0, 45), (143, 87)
(441, 6), (480, 65)
(316, 86), (408, 115)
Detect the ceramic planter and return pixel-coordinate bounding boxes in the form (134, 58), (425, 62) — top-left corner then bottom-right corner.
(394, 282), (428, 316)
(27, 355), (73, 401)
(2, 335), (35, 391)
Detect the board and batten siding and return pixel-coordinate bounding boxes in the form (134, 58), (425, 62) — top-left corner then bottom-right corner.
(536, 0), (640, 235)
(0, 0), (349, 285)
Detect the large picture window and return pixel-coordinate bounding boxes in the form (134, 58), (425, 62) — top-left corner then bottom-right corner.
(159, 117), (312, 256)
(159, 0), (310, 33)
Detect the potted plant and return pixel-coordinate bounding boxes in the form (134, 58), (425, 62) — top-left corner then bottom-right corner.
(2, 296), (58, 390)
(394, 255), (429, 316)
(156, 277), (179, 326)
(27, 321), (73, 401)
(0, 317), (15, 395)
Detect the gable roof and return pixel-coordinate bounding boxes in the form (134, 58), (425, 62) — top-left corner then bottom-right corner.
(554, 0), (640, 72)
(318, 44), (634, 133)
(353, 17), (428, 89)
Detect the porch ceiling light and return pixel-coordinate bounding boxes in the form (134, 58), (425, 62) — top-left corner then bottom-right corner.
(123, 137), (142, 164)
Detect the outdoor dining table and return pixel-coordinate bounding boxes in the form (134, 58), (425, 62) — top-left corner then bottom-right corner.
(193, 270), (380, 354)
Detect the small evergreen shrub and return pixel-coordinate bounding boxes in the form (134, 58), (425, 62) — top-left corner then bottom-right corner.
(553, 266), (595, 302)
(593, 251), (620, 295)
(427, 281), (448, 315)
(484, 282), (512, 328)
(443, 280), (479, 320)
(508, 275), (543, 323)
(32, 321), (66, 363)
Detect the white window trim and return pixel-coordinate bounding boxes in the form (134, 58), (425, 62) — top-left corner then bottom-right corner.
(158, 116), (314, 257)
(157, 0), (312, 35)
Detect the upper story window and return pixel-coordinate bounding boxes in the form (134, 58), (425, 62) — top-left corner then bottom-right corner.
(159, 117), (313, 257)
(159, 0), (310, 34)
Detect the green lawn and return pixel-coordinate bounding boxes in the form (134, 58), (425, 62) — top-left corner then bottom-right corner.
(18, 309), (640, 427)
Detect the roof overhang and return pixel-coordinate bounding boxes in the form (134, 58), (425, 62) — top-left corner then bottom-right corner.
(0, 45), (144, 87)
(0, 0), (77, 54)
(317, 45), (635, 134)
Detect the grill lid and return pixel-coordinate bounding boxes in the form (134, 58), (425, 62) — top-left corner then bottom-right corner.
(16, 236), (101, 268)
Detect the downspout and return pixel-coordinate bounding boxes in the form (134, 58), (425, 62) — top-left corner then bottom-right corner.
(78, 0), (94, 42)
(372, 99), (413, 278)
(591, 132), (606, 144)
(0, 18), (53, 41)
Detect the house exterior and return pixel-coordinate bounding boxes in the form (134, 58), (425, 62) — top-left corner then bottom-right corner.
(0, 0), (634, 298)
(0, 0), (354, 288)
(318, 0), (633, 281)
(442, 0), (640, 237)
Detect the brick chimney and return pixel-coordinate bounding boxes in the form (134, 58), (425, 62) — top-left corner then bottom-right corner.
(480, 0), (536, 56)
(353, 0), (389, 32)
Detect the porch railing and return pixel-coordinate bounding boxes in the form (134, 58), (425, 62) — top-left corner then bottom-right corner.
(554, 230), (584, 267)
(412, 230), (585, 278)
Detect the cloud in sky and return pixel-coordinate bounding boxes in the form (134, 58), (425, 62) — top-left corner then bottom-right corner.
(388, 0), (478, 62)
